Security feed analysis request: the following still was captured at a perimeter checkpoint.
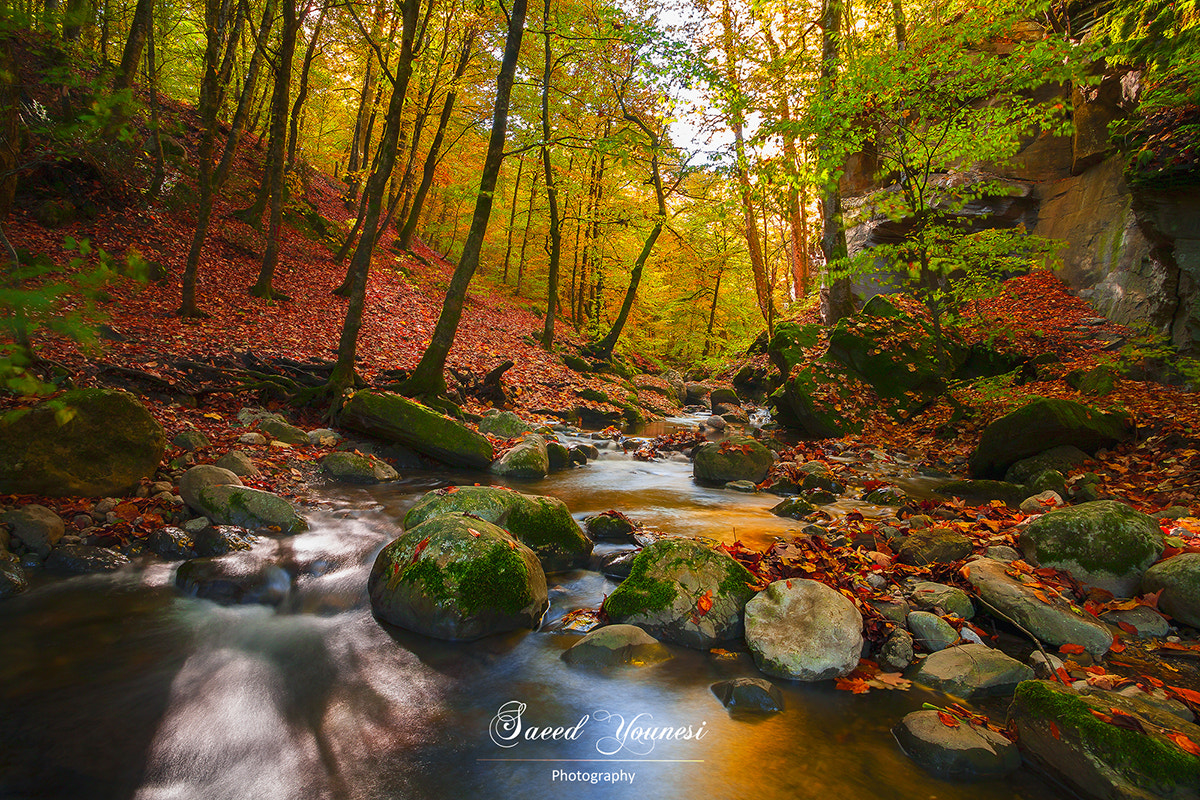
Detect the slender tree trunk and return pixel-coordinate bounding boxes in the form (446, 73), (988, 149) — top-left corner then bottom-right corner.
(250, 0), (298, 299)
(111, 0), (152, 92)
(215, 0), (276, 189)
(329, 0), (423, 395)
(760, 25), (808, 301)
(398, 20), (476, 250)
(589, 113), (665, 361)
(516, 166), (539, 295)
(286, 1), (326, 169)
(719, 0), (774, 332)
(146, 17), (165, 196)
(179, 0), (236, 317)
(701, 264), (724, 358)
(500, 154), (524, 283)
(538, 0), (562, 350)
(818, 0), (852, 325)
(401, 0), (528, 398)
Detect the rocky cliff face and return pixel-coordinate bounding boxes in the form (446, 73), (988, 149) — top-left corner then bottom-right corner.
(844, 69), (1200, 352)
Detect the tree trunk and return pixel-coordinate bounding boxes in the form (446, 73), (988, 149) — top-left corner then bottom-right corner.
(400, 0), (528, 398)
(328, 0), (423, 396)
(250, 0), (298, 299)
(500, 154), (524, 282)
(588, 113), (665, 362)
(111, 0), (153, 92)
(516, 165), (539, 295)
(286, 1), (326, 169)
(215, 0), (276, 190)
(398, 19), (476, 251)
(179, 0), (237, 318)
(719, 0), (774, 332)
(538, 0), (562, 350)
(818, 0), (852, 325)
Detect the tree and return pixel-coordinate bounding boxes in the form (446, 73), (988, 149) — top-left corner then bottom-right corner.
(400, 0), (529, 398)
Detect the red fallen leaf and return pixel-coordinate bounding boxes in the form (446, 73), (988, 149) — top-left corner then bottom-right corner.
(467, 528), (481, 538)
(938, 711), (961, 728)
(1160, 641), (1190, 651)
(113, 502), (140, 522)
(1166, 685), (1200, 705)
(1117, 621), (1139, 635)
(1059, 643), (1086, 655)
(1085, 665), (1107, 675)
(1048, 720), (1061, 740)
(1166, 731), (1200, 756)
(410, 536), (432, 562)
(1106, 710), (1146, 733)
(695, 590), (714, 617)
(1055, 667), (1073, 684)
(835, 677), (871, 694)
(446, 486), (459, 493)
(1139, 589), (1165, 610)
(1090, 709), (1113, 724)
(1110, 637), (1126, 653)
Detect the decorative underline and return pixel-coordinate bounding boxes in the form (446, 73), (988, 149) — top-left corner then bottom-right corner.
(476, 758), (704, 763)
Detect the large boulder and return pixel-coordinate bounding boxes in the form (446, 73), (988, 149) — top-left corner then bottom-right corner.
(1143, 554), (1200, 629)
(179, 465), (243, 510)
(44, 544), (129, 574)
(693, 436), (774, 484)
(1004, 445), (1090, 485)
(176, 544), (293, 606)
(368, 514), (548, 641)
(896, 528), (973, 566)
(911, 643), (1034, 698)
(490, 434), (550, 479)
(1021, 501), (1163, 596)
(744, 578), (863, 681)
(403, 485), (592, 572)
(340, 390), (493, 469)
(186, 484), (307, 534)
(0, 389), (166, 497)
(893, 709), (1021, 780)
(602, 537), (757, 649)
(969, 398), (1129, 478)
(965, 558), (1113, 656)
(1010, 680), (1200, 800)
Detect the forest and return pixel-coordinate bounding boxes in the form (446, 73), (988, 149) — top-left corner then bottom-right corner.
(2, 0), (1200, 798)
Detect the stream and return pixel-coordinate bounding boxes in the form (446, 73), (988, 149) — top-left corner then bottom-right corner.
(0, 415), (1065, 800)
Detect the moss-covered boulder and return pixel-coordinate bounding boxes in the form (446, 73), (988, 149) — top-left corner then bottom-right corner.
(368, 514), (548, 641)
(768, 362), (869, 439)
(770, 497), (817, 518)
(340, 390), (493, 469)
(935, 479), (1028, 507)
(259, 418), (309, 445)
(320, 451), (399, 484)
(1009, 680), (1200, 800)
(969, 399), (1130, 479)
(490, 434), (550, 479)
(478, 411), (537, 439)
(0, 389), (166, 497)
(1021, 501), (1163, 596)
(584, 511), (637, 541)
(546, 440), (570, 471)
(602, 537), (757, 649)
(767, 321), (821, 376)
(1142, 554), (1200, 629)
(187, 485), (308, 534)
(693, 436), (774, 484)
(403, 485), (592, 572)
(180, 465), (243, 510)
(744, 578), (863, 681)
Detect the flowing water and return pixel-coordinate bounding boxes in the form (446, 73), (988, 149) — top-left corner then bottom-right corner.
(0, 416), (1064, 800)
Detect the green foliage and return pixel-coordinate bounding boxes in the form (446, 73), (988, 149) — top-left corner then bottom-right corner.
(1094, 0), (1200, 112)
(1, 237), (148, 396)
(1117, 323), (1200, 386)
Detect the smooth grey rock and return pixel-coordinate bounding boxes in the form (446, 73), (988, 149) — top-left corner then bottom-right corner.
(189, 485), (307, 534)
(560, 624), (672, 667)
(214, 451), (258, 477)
(238, 432), (268, 445)
(258, 418), (309, 445)
(908, 610), (959, 652)
(745, 579), (863, 681)
(172, 429), (210, 451)
(897, 528), (973, 566)
(179, 465), (243, 512)
(711, 677), (784, 713)
(1020, 490), (1065, 514)
(1, 505), (65, 558)
(320, 451), (399, 483)
(1142, 553), (1200, 629)
(307, 428), (341, 446)
(490, 434), (550, 479)
(965, 558), (1112, 656)
(912, 643), (1034, 698)
(1100, 605), (1171, 638)
(893, 709), (1021, 780)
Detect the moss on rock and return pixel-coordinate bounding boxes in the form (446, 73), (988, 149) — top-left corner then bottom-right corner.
(693, 436), (774, 484)
(970, 398), (1129, 479)
(340, 390), (493, 469)
(369, 514), (548, 640)
(1021, 500), (1163, 596)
